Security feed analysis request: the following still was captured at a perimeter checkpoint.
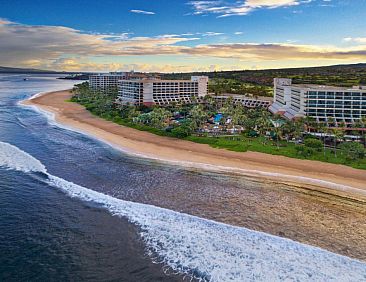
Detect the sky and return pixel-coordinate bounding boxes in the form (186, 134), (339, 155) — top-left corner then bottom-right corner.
(0, 0), (366, 72)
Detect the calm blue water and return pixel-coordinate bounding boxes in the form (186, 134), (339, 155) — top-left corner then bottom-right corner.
(0, 74), (365, 281)
(0, 75), (185, 281)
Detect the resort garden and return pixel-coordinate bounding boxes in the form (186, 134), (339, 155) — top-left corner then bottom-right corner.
(71, 82), (366, 169)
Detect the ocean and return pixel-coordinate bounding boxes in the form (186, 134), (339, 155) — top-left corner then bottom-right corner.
(0, 74), (365, 281)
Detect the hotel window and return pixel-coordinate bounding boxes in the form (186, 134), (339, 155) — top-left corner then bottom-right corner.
(335, 93), (343, 99)
(344, 92), (352, 98)
(326, 92), (335, 99)
(318, 92), (326, 99)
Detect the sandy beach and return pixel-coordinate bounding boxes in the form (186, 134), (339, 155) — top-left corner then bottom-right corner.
(23, 90), (366, 201)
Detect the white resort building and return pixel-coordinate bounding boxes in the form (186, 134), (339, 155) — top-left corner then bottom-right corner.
(212, 94), (272, 109)
(116, 76), (209, 106)
(269, 78), (366, 124)
(89, 72), (149, 92)
(89, 72), (129, 91)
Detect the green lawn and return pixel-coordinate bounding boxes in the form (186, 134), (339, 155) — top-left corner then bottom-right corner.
(186, 135), (366, 170)
(109, 112), (366, 169)
(70, 98), (366, 170)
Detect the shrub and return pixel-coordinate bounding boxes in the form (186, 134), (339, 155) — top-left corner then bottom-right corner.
(171, 126), (192, 138)
(304, 138), (323, 152)
(295, 146), (314, 157)
(339, 142), (365, 161)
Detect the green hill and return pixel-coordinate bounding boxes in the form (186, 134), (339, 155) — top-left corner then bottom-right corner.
(163, 63), (366, 87)
(0, 66), (59, 74)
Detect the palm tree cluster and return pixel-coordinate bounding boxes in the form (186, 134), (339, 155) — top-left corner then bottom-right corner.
(71, 83), (365, 162)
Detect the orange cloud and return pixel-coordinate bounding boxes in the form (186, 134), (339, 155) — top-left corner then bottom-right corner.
(1, 19), (366, 72)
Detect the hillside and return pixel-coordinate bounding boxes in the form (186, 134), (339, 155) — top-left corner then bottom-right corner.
(163, 63), (366, 87)
(161, 63), (366, 97)
(0, 66), (59, 74)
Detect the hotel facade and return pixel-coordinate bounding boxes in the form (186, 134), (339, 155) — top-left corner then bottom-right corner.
(212, 94), (272, 109)
(89, 72), (129, 92)
(269, 78), (366, 124)
(116, 76), (209, 106)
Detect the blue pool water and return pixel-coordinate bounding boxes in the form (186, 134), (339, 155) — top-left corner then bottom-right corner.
(0, 74), (365, 281)
(214, 113), (223, 122)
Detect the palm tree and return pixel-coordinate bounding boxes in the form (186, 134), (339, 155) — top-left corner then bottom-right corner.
(191, 96), (198, 105)
(149, 107), (172, 128)
(360, 116), (366, 147)
(293, 118), (305, 142)
(257, 111), (270, 133)
(282, 120), (296, 142)
(203, 95), (217, 113)
(327, 117), (336, 128)
(318, 122), (328, 156)
(231, 104), (246, 125)
(189, 104), (208, 131)
(332, 128), (345, 157)
(304, 116), (316, 133)
(271, 115), (284, 149)
(257, 113), (272, 144)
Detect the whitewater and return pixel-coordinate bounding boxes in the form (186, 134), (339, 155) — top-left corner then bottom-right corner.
(0, 141), (365, 281)
(20, 93), (366, 199)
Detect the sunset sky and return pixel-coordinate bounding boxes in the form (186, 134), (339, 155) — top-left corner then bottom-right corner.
(1, 0), (366, 72)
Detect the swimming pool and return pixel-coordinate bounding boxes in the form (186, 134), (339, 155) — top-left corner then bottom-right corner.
(214, 113), (223, 122)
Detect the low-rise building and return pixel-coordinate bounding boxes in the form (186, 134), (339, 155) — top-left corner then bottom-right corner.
(269, 78), (366, 124)
(116, 76), (209, 106)
(211, 94), (272, 109)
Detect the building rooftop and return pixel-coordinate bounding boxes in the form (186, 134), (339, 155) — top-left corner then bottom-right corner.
(90, 73), (127, 77)
(214, 93), (273, 101)
(120, 79), (194, 83)
(120, 76), (208, 83)
(291, 84), (366, 91)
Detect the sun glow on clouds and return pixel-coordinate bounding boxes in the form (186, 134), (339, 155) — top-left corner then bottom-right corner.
(1, 18), (366, 72)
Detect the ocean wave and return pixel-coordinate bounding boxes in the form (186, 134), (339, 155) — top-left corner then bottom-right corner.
(0, 141), (366, 281)
(20, 98), (366, 199)
(0, 141), (46, 173)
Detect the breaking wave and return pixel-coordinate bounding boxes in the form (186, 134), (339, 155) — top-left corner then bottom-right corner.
(0, 142), (46, 173)
(20, 98), (366, 199)
(1, 141), (365, 281)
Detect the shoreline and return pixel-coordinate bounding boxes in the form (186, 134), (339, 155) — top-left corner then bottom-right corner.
(22, 89), (366, 201)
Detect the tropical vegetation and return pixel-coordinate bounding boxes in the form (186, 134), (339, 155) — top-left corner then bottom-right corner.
(71, 82), (366, 169)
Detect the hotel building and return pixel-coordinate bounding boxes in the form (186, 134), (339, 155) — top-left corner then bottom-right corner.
(116, 76), (209, 106)
(89, 72), (150, 92)
(89, 72), (129, 92)
(212, 94), (272, 109)
(269, 78), (366, 124)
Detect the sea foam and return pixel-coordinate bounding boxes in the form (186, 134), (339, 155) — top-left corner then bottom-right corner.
(0, 141), (366, 281)
(19, 99), (366, 199)
(0, 141), (46, 173)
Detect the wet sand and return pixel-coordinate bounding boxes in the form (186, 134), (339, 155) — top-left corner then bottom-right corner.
(129, 170), (366, 261)
(22, 89), (366, 261)
(23, 90), (366, 200)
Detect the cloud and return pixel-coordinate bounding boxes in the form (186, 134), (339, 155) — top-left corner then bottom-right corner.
(0, 18), (13, 25)
(1, 19), (366, 71)
(200, 31), (225, 36)
(130, 9), (155, 15)
(189, 0), (308, 17)
(0, 19), (196, 68)
(182, 43), (366, 61)
(344, 37), (366, 44)
(47, 58), (222, 73)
